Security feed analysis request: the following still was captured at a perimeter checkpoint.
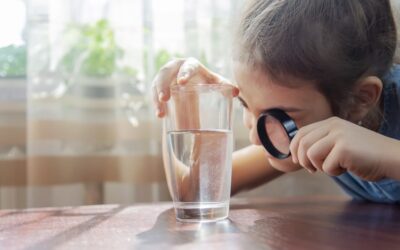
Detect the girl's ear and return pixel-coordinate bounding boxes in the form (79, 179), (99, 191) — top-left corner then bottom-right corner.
(347, 76), (383, 123)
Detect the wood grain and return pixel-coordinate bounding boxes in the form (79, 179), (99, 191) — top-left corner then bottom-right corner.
(0, 196), (399, 250)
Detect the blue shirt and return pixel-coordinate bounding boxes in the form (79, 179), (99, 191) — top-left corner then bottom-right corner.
(332, 64), (400, 203)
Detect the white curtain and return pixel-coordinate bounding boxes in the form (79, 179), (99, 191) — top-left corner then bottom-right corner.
(0, 0), (246, 208)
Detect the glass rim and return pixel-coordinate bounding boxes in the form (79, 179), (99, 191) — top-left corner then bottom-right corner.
(170, 83), (235, 93)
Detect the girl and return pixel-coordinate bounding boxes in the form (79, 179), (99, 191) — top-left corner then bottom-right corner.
(152, 0), (400, 203)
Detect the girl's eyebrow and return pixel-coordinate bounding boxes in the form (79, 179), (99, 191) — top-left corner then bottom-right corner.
(238, 96), (302, 113)
(237, 96), (248, 108)
(263, 107), (303, 113)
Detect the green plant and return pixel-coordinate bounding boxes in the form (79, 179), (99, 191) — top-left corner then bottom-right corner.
(60, 19), (125, 77)
(0, 45), (27, 77)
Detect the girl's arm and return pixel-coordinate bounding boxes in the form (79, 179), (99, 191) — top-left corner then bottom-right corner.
(231, 145), (284, 195)
(163, 127), (284, 198)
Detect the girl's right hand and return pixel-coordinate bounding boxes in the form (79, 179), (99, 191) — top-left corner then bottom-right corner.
(151, 57), (239, 118)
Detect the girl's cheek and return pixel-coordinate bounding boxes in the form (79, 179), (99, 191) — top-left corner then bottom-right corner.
(243, 109), (252, 129)
(243, 109), (261, 145)
(249, 127), (262, 146)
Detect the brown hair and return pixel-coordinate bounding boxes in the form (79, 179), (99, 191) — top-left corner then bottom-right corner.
(234, 0), (398, 126)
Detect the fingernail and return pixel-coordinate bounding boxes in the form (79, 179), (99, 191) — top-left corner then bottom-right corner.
(181, 72), (189, 79)
(307, 168), (315, 174)
(178, 74), (189, 83)
(232, 88), (239, 97)
(158, 92), (165, 101)
(157, 107), (164, 116)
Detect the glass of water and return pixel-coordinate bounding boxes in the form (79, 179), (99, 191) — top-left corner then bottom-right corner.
(164, 83), (234, 222)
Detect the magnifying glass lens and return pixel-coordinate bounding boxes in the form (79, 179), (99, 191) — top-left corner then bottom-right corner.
(264, 116), (291, 155)
(257, 109), (298, 159)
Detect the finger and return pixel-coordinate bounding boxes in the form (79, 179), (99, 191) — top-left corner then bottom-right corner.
(152, 86), (167, 118)
(152, 85), (160, 116)
(219, 77), (240, 97)
(232, 85), (240, 97)
(290, 128), (308, 165)
(177, 58), (219, 84)
(290, 118), (332, 164)
(158, 102), (167, 118)
(177, 58), (240, 98)
(152, 58), (185, 103)
(321, 145), (347, 176)
(296, 128), (330, 173)
(177, 57), (231, 85)
(307, 134), (335, 171)
(177, 58), (200, 84)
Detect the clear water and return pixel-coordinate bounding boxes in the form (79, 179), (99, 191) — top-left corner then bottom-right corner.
(166, 129), (232, 222)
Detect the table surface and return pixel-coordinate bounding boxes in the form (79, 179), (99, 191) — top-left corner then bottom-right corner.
(1, 196), (399, 250)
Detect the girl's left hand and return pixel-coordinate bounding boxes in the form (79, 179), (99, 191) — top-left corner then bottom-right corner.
(289, 117), (395, 181)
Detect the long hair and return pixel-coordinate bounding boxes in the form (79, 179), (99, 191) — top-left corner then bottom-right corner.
(234, 0), (398, 126)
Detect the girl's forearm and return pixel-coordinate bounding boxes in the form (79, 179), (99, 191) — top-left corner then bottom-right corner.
(164, 121), (283, 197)
(231, 145), (284, 195)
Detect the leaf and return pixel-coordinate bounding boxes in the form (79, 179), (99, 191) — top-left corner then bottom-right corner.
(0, 45), (27, 78)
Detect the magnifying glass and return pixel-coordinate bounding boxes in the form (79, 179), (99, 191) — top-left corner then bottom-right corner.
(257, 109), (298, 159)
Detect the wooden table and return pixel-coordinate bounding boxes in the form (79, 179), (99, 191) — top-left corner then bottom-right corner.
(1, 196), (399, 249)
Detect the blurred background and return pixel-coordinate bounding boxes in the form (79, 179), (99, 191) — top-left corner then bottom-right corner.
(0, 0), (398, 209)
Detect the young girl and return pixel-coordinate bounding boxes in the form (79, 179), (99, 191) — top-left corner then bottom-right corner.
(152, 0), (400, 203)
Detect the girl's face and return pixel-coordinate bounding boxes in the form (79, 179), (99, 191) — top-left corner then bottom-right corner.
(234, 62), (333, 172)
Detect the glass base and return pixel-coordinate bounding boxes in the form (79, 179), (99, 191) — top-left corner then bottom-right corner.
(174, 201), (229, 223)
